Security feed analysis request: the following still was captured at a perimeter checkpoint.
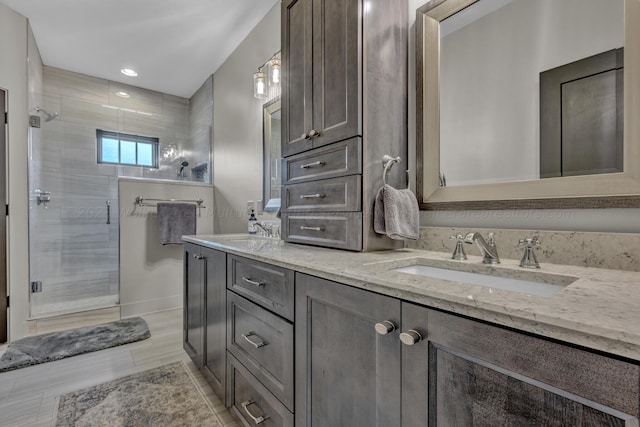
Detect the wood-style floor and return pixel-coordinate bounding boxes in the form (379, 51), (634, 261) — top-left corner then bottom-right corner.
(0, 308), (241, 427)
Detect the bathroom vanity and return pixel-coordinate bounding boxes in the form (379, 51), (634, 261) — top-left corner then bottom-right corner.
(183, 234), (640, 427)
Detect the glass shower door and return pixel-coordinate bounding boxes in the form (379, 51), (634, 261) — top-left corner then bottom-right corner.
(28, 111), (119, 318)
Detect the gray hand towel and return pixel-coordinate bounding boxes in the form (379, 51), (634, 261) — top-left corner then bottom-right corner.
(157, 202), (197, 245)
(374, 184), (419, 240)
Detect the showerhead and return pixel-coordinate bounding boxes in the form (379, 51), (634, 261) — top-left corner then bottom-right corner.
(35, 107), (59, 122)
(178, 160), (189, 177)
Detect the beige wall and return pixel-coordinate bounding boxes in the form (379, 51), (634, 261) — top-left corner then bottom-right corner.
(1, 4), (29, 340)
(408, 0), (640, 232)
(212, 4), (280, 233)
(118, 178), (214, 317)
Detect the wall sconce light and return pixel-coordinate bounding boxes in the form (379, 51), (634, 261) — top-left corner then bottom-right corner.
(253, 70), (267, 99)
(270, 57), (281, 84)
(253, 51), (281, 99)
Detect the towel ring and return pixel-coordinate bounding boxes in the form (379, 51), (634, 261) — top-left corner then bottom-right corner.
(382, 155), (410, 190)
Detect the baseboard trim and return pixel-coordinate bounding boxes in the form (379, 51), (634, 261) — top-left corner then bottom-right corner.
(120, 294), (182, 318)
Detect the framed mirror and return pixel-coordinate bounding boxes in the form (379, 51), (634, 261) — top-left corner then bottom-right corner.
(263, 97), (281, 212)
(416, 0), (640, 209)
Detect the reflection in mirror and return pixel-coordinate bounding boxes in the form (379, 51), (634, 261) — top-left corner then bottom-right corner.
(263, 97), (281, 211)
(439, 0), (623, 187)
(416, 0), (640, 209)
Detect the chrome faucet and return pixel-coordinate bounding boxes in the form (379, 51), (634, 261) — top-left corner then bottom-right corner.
(464, 232), (500, 264)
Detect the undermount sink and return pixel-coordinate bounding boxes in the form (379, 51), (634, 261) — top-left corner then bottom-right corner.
(225, 236), (282, 250)
(392, 260), (578, 297)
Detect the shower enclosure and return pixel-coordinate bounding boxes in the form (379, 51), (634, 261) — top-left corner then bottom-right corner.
(28, 66), (205, 318)
(28, 104), (121, 318)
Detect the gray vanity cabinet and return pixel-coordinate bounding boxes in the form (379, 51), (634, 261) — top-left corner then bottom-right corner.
(184, 243), (205, 365)
(281, 0), (408, 252)
(401, 303), (640, 426)
(295, 273), (402, 427)
(183, 243), (227, 400)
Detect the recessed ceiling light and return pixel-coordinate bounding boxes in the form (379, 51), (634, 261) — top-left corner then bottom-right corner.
(120, 68), (138, 77)
(115, 91), (130, 98)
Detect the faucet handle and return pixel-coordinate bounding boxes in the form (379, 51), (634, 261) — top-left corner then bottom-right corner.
(518, 236), (541, 268)
(518, 236), (541, 248)
(449, 234), (467, 260)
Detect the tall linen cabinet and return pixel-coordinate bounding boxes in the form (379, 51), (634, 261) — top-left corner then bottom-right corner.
(281, 0), (408, 251)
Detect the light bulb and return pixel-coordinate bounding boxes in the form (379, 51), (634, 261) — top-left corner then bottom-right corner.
(253, 71), (267, 99)
(272, 62), (281, 84)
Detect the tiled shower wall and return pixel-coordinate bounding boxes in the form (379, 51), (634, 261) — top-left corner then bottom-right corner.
(29, 66), (198, 317)
(190, 75), (214, 183)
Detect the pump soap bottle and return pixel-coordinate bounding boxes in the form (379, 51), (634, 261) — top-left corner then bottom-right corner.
(248, 209), (257, 234)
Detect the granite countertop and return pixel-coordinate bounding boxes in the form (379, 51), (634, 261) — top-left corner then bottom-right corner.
(183, 234), (640, 362)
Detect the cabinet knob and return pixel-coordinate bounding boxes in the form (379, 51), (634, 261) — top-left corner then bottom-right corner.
(374, 320), (397, 335)
(400, 329), (423, 345)
(301, 132), (311, 140)
(193, 254), (205, 260)
(309, 129), (320, 138)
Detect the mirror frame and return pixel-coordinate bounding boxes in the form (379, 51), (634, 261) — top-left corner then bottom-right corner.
(263, 96), (281, 212)
(416, 0), (640, 210)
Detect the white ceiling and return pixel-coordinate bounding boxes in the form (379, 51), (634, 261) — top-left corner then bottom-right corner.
(0, 0), (279, 98)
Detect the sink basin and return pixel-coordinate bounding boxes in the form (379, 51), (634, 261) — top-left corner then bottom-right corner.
(225, 236), (282, 251)
(392, 260), (577, 297)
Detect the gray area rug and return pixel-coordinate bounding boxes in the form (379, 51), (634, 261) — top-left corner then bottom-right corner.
(56, 362), (220, 427)
(0, 317), (150, 372)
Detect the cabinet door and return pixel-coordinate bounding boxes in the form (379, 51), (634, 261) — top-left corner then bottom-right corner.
(296, 273), (401, 427)
(183, 243), (205, 366)
(202, 247), (226, 400)
(310, 0), (361, 149)
(282, 0), (361, 157)
(282, 0), (314, 156)
(401, 303), (640, 426)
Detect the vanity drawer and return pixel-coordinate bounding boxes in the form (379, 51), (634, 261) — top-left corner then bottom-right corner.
(227, 353), (294, 427)
(227, 291), (294, 410)
(282, 137), (362, 185)
(227, 255), (294, 321)
(281, 212), (363, 251)
(282, 175), (361, 212)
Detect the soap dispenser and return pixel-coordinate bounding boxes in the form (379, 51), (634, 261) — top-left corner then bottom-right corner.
(248, 209), (257, 234)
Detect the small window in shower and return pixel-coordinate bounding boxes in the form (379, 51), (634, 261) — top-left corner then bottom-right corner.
(96, 129), (159, 168)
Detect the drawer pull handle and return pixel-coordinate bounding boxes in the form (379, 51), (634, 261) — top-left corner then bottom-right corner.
(193, 254), (205, 260)
(300, 226), (325, 232)
(241, 400), (269, 424)
(300, 193), (326, 199)
(242, 331), (267, 349)
(300, 161), (325, 169)
(242, 277), (265, 287)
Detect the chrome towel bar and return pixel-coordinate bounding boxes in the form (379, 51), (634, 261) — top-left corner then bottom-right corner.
(135, 196), (206, 208)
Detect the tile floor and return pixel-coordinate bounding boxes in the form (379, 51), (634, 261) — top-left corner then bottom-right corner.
(0, 308), (240, 427)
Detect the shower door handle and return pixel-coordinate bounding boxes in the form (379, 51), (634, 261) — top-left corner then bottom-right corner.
(106, 201), (111, 224)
